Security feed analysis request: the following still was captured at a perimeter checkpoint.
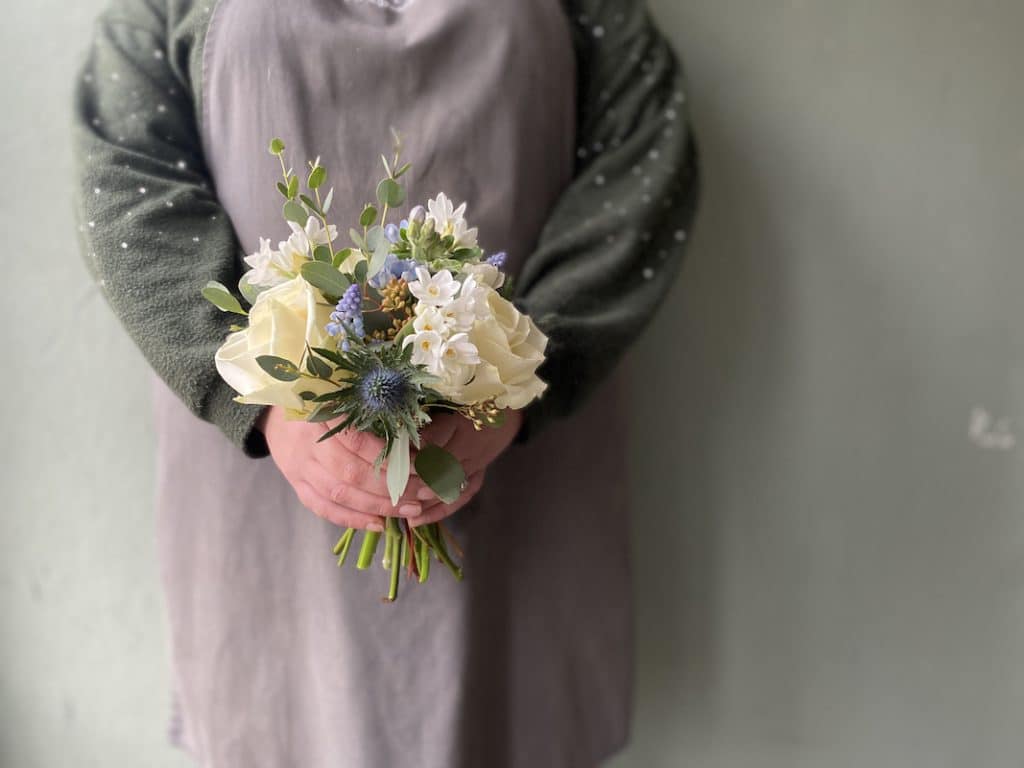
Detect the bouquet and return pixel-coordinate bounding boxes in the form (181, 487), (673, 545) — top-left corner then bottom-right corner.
(201, 133), (548, 601)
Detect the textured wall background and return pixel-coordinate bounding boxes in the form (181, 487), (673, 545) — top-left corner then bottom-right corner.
(2, 1), (1023, 766)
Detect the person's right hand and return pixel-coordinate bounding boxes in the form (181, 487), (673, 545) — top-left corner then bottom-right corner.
(259, 405), (430, 532)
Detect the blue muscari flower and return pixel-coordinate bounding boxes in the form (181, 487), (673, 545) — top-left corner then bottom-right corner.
(486, 251), (507, 269)
(358, 367), (410, 414)
(328, 283), (365, 343)
(384, 222), (401, 244)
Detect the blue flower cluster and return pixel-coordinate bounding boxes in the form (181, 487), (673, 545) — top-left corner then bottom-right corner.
(327, 283), (365, 351)
(485, 251), (507, 269)
(368, 252), (418, 290)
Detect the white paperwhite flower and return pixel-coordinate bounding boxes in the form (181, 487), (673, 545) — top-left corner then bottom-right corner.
(425, 192), (479, 248)
(243, 237), (300, 288)
(407, 266), (460, 307)
(412, 305), (450, 334)
(438, 294), (478, 332)
(403, 329), (445, 375)
(286, 215), (338, 256)
(441, 332), (480, 367)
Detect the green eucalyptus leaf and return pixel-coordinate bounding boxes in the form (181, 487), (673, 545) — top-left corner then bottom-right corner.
(353, 259), (368, 285)
(360, 205), (378, 228)
(202, 281), (247, 315)
(308, 165), (326, 190)
(414, 444), (466, 504)
(283, 200), (307, 225)
(299, 194), (322, 216)
(276, 181), (289, 198)
(237, 275), (263, 306)
(349, 228), (367, 250)
(386, 429), (411, 506)
(393, 161), (412, 178)
(306, 353), (333, 379)
(392, 319), (415, 346)
(299, 390), (318, 401)
(376, 178), (405, 207)
(313, 245), (333, 263)
(300, 261), (350, 299)
(256, 355), (300, 381)
(332, 247), (353, 269)
(366, 226), (390, 277)
(269, 138), (285, 155)
(287, 175), (299, 199)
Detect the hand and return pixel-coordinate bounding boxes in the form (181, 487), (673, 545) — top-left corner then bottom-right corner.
(407, 408), (524, 527)
(258, 406), (432, 531)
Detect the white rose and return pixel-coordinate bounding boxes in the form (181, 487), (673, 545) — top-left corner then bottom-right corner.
(434, 288), (548, 409)
(459, 262), (505, 290)
(215, 276), (338, 415)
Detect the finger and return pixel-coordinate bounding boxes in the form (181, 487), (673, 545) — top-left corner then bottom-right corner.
(326, 424), (389, 466)
(315, 441), (431, 501)
(292, 481), (386, 531)
(408, 471), (486, 527)
(306, 463), (423, 519)
(418, 412), (462, 451)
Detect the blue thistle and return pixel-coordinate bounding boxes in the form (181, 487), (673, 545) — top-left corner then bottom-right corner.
(358, 367), (410, 414)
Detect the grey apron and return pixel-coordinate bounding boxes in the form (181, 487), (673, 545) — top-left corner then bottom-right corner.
(153, 1), (632, 765)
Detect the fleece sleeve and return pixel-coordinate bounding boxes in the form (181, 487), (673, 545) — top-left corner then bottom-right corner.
(70, 0), (270, 457)
(512, 0), (700, 443)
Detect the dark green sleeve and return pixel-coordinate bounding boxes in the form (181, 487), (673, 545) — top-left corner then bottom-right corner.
(512, 0), (700, 442)
(70, 0), (270, 457)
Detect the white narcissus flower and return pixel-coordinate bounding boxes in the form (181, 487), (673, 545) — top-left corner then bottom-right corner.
(403, 330), (445, 375)
(214, 277), (337, 415)
(425, 192), (479, 248)
(412, 305), (449, 334)
(242, 237), (302, 288)
(407, 267), (460, 307)
(440, 332), (480, 367)
(287, 215), (338, 256)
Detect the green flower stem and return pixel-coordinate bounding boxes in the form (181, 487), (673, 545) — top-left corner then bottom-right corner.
(334, 528), (355, 566)
(356, 529), (382, 570)
(416, 537), (429, 583)
(386, 517), (403, 601)
(421, 524), (462, 581)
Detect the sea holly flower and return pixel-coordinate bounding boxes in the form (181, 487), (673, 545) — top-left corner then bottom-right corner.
(424, 192), (479, 249)
(407, 266), (460, 307)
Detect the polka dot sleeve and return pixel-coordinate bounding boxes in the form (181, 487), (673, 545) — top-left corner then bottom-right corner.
(512, 0), (700, 443)
(70, 1), (269, 458)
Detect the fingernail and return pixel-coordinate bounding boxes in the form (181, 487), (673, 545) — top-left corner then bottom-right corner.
(416, 487), (434, 501)
(366, 522), (384, 533)
(399, 503), (421, 517)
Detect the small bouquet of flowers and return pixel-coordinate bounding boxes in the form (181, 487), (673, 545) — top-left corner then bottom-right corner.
(201, 133), (548, 601)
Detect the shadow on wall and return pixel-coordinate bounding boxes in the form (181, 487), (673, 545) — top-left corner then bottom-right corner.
(624, 91), (809, 750)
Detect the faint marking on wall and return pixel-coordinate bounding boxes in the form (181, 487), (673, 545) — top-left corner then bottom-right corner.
(969, 407), (1016, 451)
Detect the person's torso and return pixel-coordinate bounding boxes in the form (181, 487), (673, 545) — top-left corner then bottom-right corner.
(200, 0), (578, 274)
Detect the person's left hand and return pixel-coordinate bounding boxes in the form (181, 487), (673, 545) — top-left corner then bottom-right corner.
(406, 408), (524, 527)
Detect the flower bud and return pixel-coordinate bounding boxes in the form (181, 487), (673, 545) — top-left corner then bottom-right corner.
(408, 205), (426, 223)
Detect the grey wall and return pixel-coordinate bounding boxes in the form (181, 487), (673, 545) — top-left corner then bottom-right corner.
(2, 1), (1022, 766)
